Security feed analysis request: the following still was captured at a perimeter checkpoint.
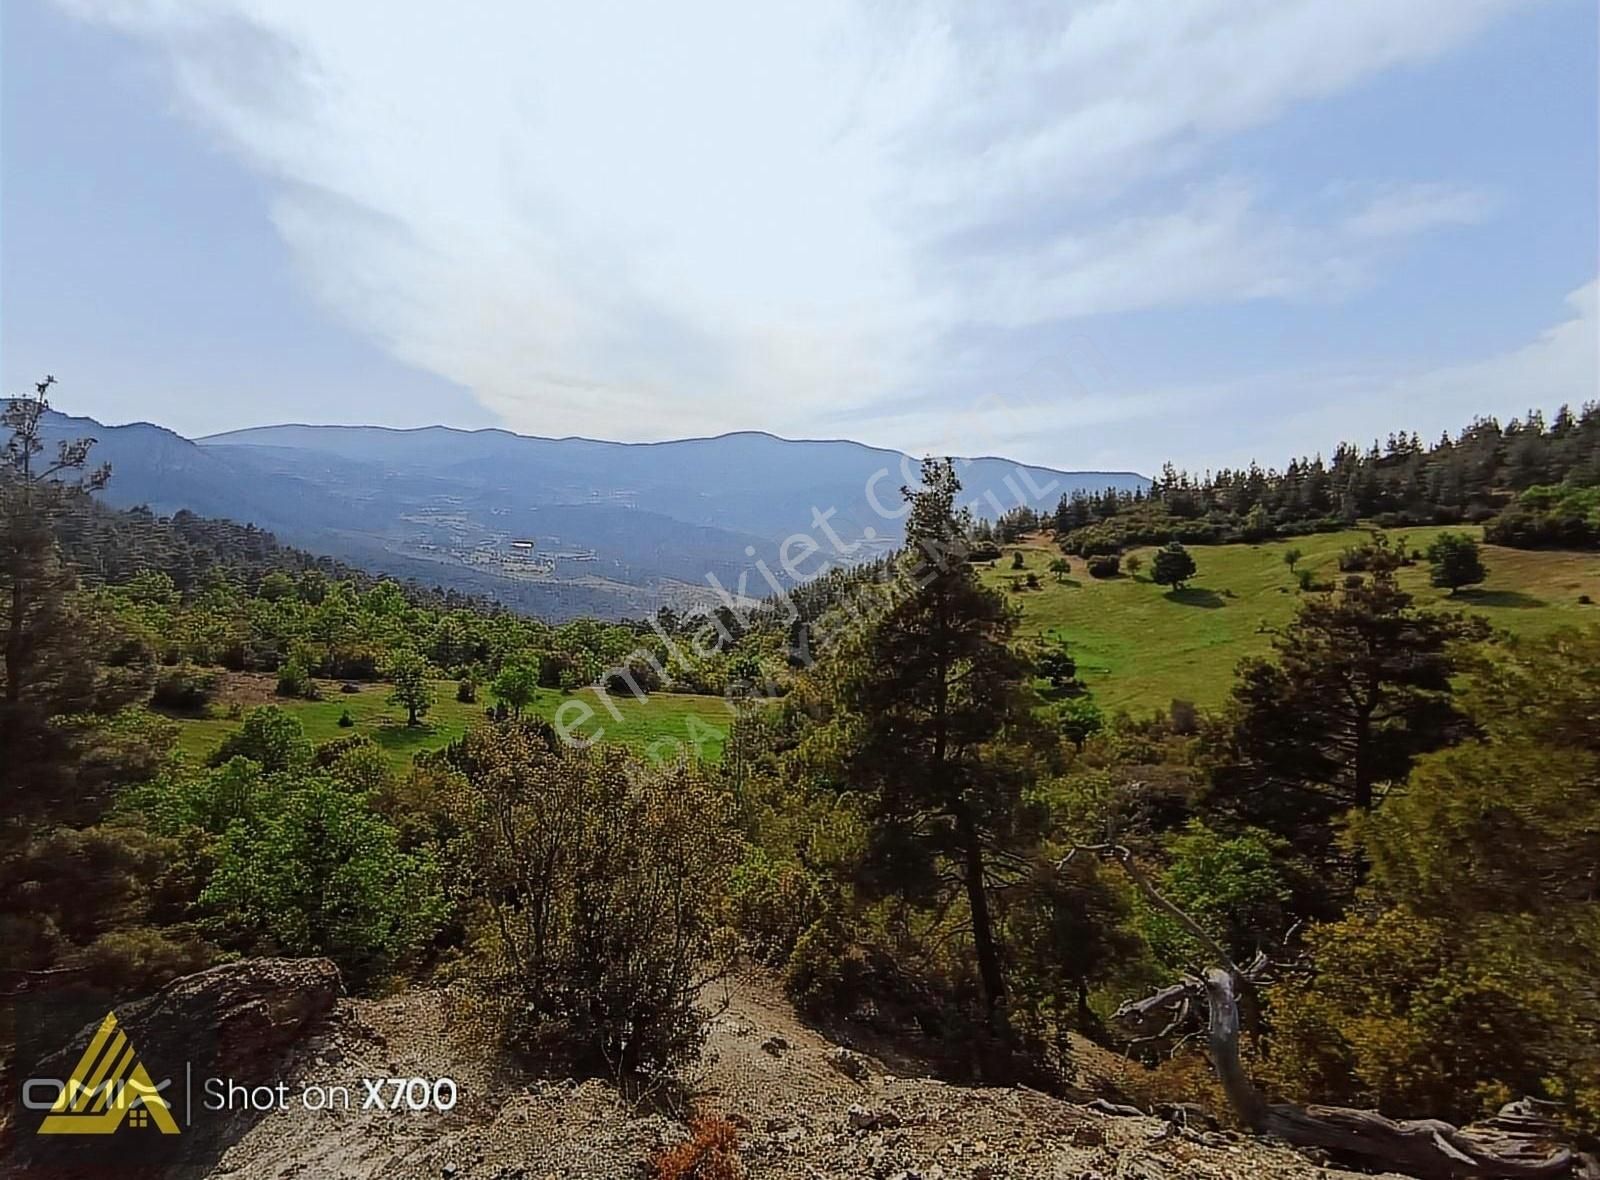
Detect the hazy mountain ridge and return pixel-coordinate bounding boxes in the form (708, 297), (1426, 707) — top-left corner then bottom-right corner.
(42, 411), (1149, 618)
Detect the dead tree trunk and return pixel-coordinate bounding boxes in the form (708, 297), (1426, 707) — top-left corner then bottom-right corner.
(1067, 844), (1576, 1180)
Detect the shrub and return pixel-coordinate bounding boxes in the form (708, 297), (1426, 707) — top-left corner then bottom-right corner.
(1264, 910), (1576, 1123)
(150, 665), (219, 714)
(726, 848), (824, 965)
(601, 657), (662, 698)
(69, 928), (215, 997)
(202, 781), (444, 986)
(276, 658), (314, 699)
(1011, 550), (1026, 569)
(446, 727), (739, 1076)
(337, 708), (355, 728)
(1086, 555), (1120, 578)
(784, 916), (872, 1017)
(456, 678), (477, 704)
(1035, 642), (1077, 689)
(1150, 541), (1197, 590)
(1426, 532), (1488, 594)
(209, 706), (312, 772)
(651, 1117), (742, 1180)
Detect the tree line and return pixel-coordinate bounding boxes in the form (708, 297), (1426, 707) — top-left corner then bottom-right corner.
(976, 403), (1600, 554)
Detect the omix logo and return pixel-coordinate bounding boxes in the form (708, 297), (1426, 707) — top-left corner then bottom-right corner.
(25, 1011), (180, 1136)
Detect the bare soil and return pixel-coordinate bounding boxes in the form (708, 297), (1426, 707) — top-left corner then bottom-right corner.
(205, 971), (1402, 1180)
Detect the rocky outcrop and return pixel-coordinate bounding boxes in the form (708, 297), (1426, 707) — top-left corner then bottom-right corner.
(2, 957), (342, 1178)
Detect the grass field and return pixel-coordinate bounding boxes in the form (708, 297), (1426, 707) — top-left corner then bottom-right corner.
(981, 526), (1599, 716)
(171, 677), (737, 769)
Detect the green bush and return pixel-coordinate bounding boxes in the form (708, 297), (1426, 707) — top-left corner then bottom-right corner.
(783, 917), (871, 1017)
(726, 848), (824, 965)
(150, 665), (219, 714)
(208, 705), (313, 773)
(202, 781), (444, 986)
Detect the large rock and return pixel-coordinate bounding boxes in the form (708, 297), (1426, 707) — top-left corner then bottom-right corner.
(2, 957), (342, 1178)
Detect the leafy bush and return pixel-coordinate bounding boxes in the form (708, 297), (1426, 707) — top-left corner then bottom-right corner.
(1150, 542), (1197, 590)
(275, 658), (317, 700)
(69, 927), (215, 997)
(208, 705), (312, 772)
(726, 847), (824, 964)
(1265, 910), (1573, 1122)
(1086, 555), (1120, 578)
(150, 665), (219, 714)
(1141, 822), (1292, 967)
(784, 916), (872, 1017)
(202, 781), (444, 986)
(1484, 483), (1600, 549)
(1426, 532), (1487, 594)
(456, 677), (477, 704)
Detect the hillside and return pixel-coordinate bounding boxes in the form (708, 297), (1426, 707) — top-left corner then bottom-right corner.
(30, 957), (1388, 1180)
(38, 410), (1148, 620)
(983, 526), (1600, 714)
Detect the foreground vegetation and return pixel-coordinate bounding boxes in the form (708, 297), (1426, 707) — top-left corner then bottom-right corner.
(4, 380), (1597, 1175)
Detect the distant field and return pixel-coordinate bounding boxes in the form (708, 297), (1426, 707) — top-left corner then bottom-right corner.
(980, 526), (1599, 716)
(170, 677), (736, 769)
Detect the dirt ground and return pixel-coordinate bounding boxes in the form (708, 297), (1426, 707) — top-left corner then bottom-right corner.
(205, 971), (1402, 1180)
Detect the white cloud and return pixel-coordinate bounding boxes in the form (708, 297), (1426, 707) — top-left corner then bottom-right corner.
(1019, 279), (1600, 473)
(1341, 182), (1500, 240)
(59, 0), (1514, 441)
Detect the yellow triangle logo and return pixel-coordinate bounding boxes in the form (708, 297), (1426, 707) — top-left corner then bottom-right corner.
(37, 1012), (180, 1136)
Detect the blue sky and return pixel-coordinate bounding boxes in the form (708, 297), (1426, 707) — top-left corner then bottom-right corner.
(3, 0), (1595, 473)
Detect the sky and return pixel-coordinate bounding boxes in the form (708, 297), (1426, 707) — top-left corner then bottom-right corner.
(2, 0), (1596, 475)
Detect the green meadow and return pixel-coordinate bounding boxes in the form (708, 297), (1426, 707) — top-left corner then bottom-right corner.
(981, 526), (1599, 715)
(171, 679), (737, 769)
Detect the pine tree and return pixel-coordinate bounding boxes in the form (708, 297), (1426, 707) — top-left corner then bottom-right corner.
(1210, 536), (1479, 892)
(820, 458), (1046, 1019)
(1, 377), (115, 815)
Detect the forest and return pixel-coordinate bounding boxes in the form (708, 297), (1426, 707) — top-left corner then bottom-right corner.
(3, 379), (1597, 1177)
(976, 402), (1600, 555)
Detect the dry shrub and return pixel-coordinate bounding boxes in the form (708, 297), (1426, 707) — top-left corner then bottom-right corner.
(651, 1116), (742, 1180)
(1119, 1047), (1233, 1125)
(446, 724), (740, 1078)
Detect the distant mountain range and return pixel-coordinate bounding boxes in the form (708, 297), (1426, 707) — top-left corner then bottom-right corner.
(41, 411), (1149, 619)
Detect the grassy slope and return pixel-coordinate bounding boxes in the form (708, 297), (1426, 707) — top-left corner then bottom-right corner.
(172, 679), (736, 769)
(981, 526), (1599, 716)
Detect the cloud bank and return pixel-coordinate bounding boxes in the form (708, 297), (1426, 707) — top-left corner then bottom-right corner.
(60, 0), (1533, 447)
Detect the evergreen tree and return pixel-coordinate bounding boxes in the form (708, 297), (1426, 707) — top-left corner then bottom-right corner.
(1, 377), (118, 817)
(819, 458), (1045, 1019)
(1426, 532), (1487, 595)
(1150, 542), (1197, 590)
(1210, 536), (1478, 889)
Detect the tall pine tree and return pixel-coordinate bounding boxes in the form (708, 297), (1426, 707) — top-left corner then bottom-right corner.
(819, 458), (1046, 1019)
